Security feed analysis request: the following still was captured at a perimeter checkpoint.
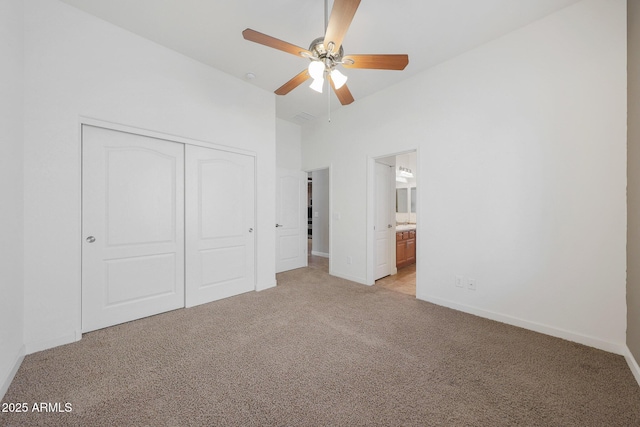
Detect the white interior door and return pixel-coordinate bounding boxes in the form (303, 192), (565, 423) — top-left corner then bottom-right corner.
(185, 145), (255, 307)
(276, 168), (308, 273)
(82, 125), (185, 333)
(375, 162), (394, 280)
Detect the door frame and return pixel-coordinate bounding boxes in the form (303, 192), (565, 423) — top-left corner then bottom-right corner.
(366, 149), (419, 286)
(78, 117), (258, 336)
(305, 165), (333, 274)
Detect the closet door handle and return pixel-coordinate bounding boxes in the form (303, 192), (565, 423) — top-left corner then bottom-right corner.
(276, 224), (283, 228)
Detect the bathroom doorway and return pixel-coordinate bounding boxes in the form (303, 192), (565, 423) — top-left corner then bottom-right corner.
(370, 151), (417, 297)
(307, 168), (330, 272)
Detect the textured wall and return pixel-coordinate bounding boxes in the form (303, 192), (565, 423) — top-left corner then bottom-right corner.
(302, 0), (627, 352)
(0, 0), (25, 398)
(312, 168), (330, 256)
(627, 0), (640, 364)
(276, 118), (302, 170)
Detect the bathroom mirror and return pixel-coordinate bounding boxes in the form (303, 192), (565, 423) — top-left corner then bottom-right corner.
(396, 188), (408, 213)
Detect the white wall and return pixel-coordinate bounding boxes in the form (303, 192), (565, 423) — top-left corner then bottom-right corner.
(302, 0), (627, 352)
(276, 118), (301, 170)
(0, 0), (25, 398)
(312, 169), (330, 256)
(23, 0), (276, 353)
(627, 0), (640, 371)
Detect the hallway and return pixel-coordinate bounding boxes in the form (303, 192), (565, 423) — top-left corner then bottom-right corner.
(308, 238), (329, 272)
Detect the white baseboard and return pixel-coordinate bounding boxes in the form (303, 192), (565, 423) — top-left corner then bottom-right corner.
(420, 295), (626, 355)
(329, 270), (368, 286)
(25, 331), (79, 355)
(256, 280), (277, 292)
(311, 251), (329, 258)
(1, 345), (25, 400)
(624, 346), (640, 387)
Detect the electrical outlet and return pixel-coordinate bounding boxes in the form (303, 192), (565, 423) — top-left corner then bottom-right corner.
(347, 256), (352, 265)
(468, 278), (477, 291)
(455, 275), (464, 288)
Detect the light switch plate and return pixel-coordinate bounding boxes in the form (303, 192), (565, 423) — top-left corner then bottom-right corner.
(455, 275), (463, 288)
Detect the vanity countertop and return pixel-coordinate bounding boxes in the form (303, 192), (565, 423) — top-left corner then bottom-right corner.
(396, 224), (416, 232)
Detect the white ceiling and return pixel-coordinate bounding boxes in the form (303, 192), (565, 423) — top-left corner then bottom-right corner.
(58, 0), (581, 124)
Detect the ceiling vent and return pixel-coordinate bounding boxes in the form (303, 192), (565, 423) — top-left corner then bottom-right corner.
(291, 112), (316, 123)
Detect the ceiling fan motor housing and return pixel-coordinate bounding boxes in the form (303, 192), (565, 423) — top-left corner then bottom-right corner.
(308, 37), (344, 68)
(241, 0), (407, 105)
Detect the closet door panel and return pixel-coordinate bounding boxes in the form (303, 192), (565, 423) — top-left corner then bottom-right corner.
(185, 145), (255, 307)
(82, 125), (185, 332)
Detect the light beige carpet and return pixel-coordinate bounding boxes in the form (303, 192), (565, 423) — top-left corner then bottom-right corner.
(2, 266), (640, 426)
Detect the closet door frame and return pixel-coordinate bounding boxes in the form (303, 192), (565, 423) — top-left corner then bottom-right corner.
(77, 117), (257, 334)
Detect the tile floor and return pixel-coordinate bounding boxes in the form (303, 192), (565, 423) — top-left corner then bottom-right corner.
(375, 263), (416, 297)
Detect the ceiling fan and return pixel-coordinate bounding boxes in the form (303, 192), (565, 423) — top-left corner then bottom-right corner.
(242, 0), (409, 106)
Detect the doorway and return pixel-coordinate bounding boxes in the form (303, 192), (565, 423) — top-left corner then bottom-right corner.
(307, 168), (330, 272)
(369, 151), (417, 297)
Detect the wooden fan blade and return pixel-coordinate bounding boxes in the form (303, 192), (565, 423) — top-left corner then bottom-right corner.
(342, 54), (409, 70)
(275, 69), (311, 95)
(242, 28), (311, 58)
(329, 76), (355, 105)
(323, 0), (361, 53)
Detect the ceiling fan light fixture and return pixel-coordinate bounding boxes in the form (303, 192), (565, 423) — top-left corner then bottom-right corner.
(241, 0), (409, 106)
(309, 77), (324, 93)
(308, 60), (325, 80)
(330, 68), (348, 89)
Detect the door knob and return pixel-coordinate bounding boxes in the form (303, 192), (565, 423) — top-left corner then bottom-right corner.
(387, 224), (392, 228)
(249, 228), (253, 233)
(276, 224), (283, 228)
(86, 236), (96, 243)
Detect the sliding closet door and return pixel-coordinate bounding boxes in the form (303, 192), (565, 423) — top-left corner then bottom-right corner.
(82, 125), (185, 332)
(185, 145), (255, 307)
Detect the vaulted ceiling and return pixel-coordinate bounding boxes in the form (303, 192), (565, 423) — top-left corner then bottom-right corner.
(59, 0), (581, 123)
